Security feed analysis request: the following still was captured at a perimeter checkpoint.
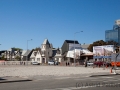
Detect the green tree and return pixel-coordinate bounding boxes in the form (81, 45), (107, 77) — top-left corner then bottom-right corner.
(34, 47), (40, 51)
(1, 55), (5, 60)
(12, 47), (22, 51)
(15, 56), (21, 61)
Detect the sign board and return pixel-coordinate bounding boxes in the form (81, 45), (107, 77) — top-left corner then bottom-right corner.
(93, 45), (115, 59)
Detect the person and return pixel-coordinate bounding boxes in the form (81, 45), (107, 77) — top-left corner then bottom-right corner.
(24, 62), (25, 65)
(54, 61), (55, 66)
(85, 61), (87, 67)
(68, 62), (70, 66)
(66, 62), (67, 66)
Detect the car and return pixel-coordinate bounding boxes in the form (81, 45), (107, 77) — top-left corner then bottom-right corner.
(105, 62), (112, 67)
(32, 62), (40, 65)
(87, 61), (94, 66)
(48, 60), (54, 65)
(94, 61), (105, 67)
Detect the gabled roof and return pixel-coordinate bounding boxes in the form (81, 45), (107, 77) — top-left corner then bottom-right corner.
(65, 40), (79, 44)
(23, 50), (32, 56)
(43, 39), (50, 45)
(21, 50), (27, 55)
(52, 49), (57, 57)
(30, 51), (37, 58)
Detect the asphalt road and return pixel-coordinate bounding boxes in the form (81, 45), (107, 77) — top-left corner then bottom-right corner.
(0, 74), (120, 90)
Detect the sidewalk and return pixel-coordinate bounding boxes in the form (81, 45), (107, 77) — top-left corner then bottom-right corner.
(0, 65), (119, 79)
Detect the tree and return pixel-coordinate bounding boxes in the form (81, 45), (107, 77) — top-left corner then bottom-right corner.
(1, 55), (5, 60)
(34, 47), (40, 51)
(15, 56), (21, 61)
(12, 47), (22, 51)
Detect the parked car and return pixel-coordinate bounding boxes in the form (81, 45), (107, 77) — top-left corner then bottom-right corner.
(87, 61), (94, 66)
(105, 62), (112, 67)
(94, 61), (105, 67)
(48, 60), (54, 65)
(32, 62), (40, 65)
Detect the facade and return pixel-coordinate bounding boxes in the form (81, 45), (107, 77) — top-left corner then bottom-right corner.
(105, 19), (120, 45)
(40, 39), (53, 63)
(30, 39), (62, 64)
(53, 48), (62, 63)
(35, 50), (42, 63)
(61, 40), (93, 65)
(3, 48), (22, 60)
(30, 50), (37, 62)
(61, 40), (79, 55)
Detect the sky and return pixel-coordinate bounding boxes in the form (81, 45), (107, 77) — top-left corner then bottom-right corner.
(0, 0), (120, 50)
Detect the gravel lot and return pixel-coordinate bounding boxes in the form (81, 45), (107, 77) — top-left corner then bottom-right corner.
(0, 65), (113, 77)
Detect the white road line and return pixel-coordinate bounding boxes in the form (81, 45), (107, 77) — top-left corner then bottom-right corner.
(103, 79), (120, 82)
(74, 78), (99, 81)
(100, 77), (113, 78)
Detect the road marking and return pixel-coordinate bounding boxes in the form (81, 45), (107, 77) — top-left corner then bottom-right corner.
(74, 78), (100, 81)
(103, 79), (120, 82)
(100, 77), (113, 78)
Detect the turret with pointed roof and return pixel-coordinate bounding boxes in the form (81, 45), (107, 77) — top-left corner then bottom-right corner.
(43, 39), (50, 45)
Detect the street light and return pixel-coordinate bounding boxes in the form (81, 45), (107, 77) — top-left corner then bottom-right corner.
(26, 39), (32, 65)
(74, 31), (83, 67)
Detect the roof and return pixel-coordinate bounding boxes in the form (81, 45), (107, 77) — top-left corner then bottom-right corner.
(52, 49), (57, 57)
(65, 40), (79, 44)
(23, 50), (32, 56)
(30, 51), (37, 58)
(81, 44), (90, 49)
(43, 39), (50, 45)
(21, 50), (27, 55)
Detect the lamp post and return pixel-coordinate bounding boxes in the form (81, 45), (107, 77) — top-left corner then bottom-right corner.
(74, 31), (83, 67)
(26, 39), (32, 65)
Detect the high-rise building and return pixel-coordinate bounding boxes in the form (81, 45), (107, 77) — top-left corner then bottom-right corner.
(105, 19), (120, 45)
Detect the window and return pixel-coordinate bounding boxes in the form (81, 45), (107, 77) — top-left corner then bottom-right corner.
(37, 58), (40, 61)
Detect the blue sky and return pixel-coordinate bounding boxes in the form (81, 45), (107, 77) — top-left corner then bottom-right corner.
(0, 0), (120, 50)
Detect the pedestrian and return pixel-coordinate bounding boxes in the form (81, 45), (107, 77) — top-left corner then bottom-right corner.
(85, 61), (87, 67)
(68, 62), (69, 66)
(24, 62), (25, 65)
(54, 61), (56, 66)
(66, 62), (67, 66)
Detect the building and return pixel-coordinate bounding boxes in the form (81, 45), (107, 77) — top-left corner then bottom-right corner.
(61, 40), (93, 65)
(53, 48), (62, 63)
(2, 48), (23, 60)
(105, 19), (120, 45)
(30, 39), (62, 64)
(40, 39), (53, 63)
(61, 40), (80, 61)
(22, 50), (33, 61)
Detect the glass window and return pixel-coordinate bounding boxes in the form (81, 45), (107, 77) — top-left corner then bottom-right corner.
(37, 58), (40, 61)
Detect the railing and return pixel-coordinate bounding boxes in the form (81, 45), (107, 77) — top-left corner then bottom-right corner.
(0, 61), (32, 65)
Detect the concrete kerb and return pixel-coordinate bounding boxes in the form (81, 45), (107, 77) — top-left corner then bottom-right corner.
(0, 76), (32, 83)
(89, 72), (120, 77)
